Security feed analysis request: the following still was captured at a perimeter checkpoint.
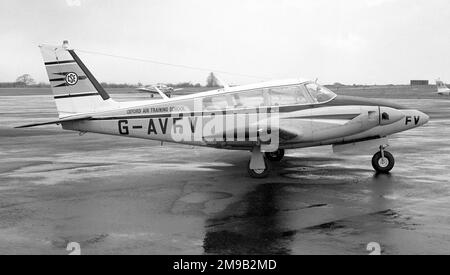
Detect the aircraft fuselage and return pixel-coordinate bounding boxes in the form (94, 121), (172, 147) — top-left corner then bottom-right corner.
(62, 93), (429, 151)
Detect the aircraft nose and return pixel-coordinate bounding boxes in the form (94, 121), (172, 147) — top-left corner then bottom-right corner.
(401, 110), (430, 127)
(419, 111), (430, 125)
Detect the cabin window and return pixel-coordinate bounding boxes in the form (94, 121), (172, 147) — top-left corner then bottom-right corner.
(268, 85), (312, 106)
(202, 95), (229, 110)
(232, 89), (266, 108)
(304, 83), (336, 103)
(201, 83), (336, 111)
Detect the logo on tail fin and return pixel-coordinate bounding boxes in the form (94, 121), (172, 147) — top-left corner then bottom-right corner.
(65, 72), (79, 85)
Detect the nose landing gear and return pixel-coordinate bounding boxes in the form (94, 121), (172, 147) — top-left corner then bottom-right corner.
(372, 145), (395, 173)
(248, 146), (271, 178)
(247, 158), (271, 178)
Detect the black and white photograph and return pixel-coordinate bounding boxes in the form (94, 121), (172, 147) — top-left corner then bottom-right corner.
(1, 0), (449, 260)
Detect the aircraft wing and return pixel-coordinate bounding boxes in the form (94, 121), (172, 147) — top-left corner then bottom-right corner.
(15, 115), (92, 128)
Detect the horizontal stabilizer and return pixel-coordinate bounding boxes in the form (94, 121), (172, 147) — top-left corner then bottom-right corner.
(15, 115), (91, 128)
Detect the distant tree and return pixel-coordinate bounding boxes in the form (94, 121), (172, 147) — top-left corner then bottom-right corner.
(206, 72), (219, 87)
(100, 82), (134, 88)
(36, 82), (50, 88)
(194, 83), (202, 87)
(0, 82), (16, 88)
(15, 74), (35, 86)
(172, 82), (194, 88)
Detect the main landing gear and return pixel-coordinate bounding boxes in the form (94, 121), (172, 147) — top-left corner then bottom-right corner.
(265, 149), (285, 162)
(372, 145), (395, 173)
(247, 148), (285, 178)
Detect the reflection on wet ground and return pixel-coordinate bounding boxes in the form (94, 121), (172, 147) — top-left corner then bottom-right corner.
(0, 90), (449, 254)
(204, 182), (293, 255)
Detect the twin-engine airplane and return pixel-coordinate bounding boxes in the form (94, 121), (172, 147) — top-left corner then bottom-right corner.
(136, 84), (183, 99)
(17, 42), (429, 178)
(435, 79), (450, 96)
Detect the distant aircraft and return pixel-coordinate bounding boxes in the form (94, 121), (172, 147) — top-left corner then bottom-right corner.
(17, 42), (429, 178)
(435, 79), (450, 96)
(136, 84), (184, 99)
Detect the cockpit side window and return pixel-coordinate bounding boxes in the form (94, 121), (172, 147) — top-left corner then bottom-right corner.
(304, 83), (336, 103)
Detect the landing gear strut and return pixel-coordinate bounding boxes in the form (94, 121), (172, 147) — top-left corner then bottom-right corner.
(372, 145), (395, 173)
(248, 147), (271, 178)
(265, 149), (285, 162)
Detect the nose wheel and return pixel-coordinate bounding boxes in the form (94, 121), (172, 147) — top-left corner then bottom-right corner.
(248, 146), (271, 178)
(265, 149), (285, 162)
(247, 158), (271, 178)
(372, 146), (395, 173)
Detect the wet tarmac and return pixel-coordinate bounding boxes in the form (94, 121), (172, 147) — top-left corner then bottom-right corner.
(0, 88), (449, 255)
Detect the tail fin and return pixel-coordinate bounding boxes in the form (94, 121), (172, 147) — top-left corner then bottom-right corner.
(40, 42), (118, 118)
(436, 79), (450, 93)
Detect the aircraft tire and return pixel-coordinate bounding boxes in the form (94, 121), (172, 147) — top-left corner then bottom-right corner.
(265, 149), (285, 162)
(372, 151), (395, 173)
(248, 158), (271, 178)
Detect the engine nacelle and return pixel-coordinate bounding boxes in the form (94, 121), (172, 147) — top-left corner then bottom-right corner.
(282, 105), (405, 143)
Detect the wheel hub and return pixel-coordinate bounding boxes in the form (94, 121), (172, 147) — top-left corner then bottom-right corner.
(378, 157), (389, 168)
(253, 169), (265, 174)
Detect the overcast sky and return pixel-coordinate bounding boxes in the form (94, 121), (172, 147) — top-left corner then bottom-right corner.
(1, 0), (449, 85)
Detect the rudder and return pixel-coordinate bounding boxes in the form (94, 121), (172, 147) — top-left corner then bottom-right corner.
(40, 41), (118, 118)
